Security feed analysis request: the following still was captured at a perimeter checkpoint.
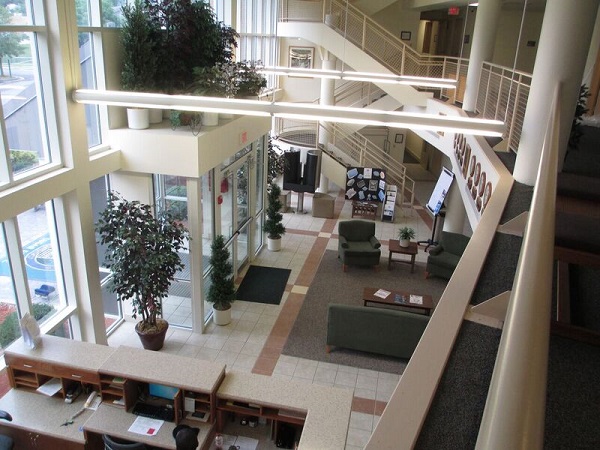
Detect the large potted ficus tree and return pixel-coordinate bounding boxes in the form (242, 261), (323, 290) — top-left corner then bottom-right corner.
(207, 235), (235, 325)
(96, 192), (189, 351)
(264, 183), (286, 251)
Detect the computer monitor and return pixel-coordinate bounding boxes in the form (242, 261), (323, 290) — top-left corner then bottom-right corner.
(148, 383), (178, 400)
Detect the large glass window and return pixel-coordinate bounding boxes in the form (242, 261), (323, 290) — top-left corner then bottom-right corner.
(79, 32), (101, 147)
(0, 31), (50, 177)
(0, 225), (20, 352)
(17, 202), (67, 328)
(155, 174), (191, 328)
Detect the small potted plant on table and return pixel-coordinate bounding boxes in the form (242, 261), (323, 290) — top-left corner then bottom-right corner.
(398, 226), (416, 248)
(96, 192), (189, 350)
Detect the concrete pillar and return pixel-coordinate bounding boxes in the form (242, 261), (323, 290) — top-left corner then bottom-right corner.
(462, 0), (502, 112)
(442, 180), (467, 234)
(318, 52), (336, 193)
(514, 0), (600, 185)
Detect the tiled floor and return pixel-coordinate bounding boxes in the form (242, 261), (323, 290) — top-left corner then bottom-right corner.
(108, 187), (432, 449)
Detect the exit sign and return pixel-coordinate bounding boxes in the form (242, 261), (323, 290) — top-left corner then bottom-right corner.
(448, 7), (460, 15)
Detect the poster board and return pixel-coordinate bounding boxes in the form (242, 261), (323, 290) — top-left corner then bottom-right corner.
(345, 167), (386, 202)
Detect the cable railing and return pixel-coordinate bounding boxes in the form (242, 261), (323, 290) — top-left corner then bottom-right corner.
(278, 0), (533, 153)
(477, 63), (532, 153)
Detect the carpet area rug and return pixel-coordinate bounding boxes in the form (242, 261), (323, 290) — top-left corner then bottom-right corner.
(282, 250), (448, 374)
(236, 265), (291, 305)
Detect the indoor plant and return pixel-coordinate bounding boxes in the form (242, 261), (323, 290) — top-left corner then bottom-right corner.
(207, 234), (236, 325)
(95, 192), (189, 350)
(264, 183), (286, 251)
(398, 226), (416, 247)
(120, 0), (158, 128)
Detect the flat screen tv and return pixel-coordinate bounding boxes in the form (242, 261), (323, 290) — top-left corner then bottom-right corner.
(426, 167), (454, 216)
(148, 383), (178, 400)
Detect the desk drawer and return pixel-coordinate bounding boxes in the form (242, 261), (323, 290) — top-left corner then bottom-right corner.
(53, 365), (99, 384)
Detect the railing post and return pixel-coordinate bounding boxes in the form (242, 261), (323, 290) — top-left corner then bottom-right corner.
(362, 16), (367, 51)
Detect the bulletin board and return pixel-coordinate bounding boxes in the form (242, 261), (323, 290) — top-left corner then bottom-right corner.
(344, 167), (386, 202)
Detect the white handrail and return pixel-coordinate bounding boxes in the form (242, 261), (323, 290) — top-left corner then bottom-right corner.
(475, 84), (560, 450)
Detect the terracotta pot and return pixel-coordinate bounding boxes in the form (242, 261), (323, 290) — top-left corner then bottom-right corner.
(135, 319), (169, 351)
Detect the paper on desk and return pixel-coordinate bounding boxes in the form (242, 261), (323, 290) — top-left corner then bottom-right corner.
(410, 295), (423, 305)
(184, 396), (196, 413)
(36, 377), (62, 396)
(128, 416), (163, 436)
(374, 289), (391, 299)
(234, 436), (259, 450)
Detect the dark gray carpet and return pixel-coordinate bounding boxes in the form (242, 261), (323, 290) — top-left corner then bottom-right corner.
(236, 265), (291, 305)
(569, 265), (600, 332)
(545, 334), (600, 449)
(470, 233), (522, 306)
(169, 280), (191, 298)
(415, 321), (501, 450)
(500, 181), (533, 225)
(282, 250), (447, 374)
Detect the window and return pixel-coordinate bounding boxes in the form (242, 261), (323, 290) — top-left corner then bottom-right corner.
(0, 225), (20, 352)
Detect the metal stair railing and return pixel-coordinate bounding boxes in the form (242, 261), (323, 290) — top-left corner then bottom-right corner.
(279, 0), (533, 154)
(273, 117), (415, 208)
(326, 122), (415, 208)
(311, 80), (387, 108)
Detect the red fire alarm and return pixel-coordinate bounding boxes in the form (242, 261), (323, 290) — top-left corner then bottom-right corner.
(220, 178), (229, 193)
(217, 195), (223, 205)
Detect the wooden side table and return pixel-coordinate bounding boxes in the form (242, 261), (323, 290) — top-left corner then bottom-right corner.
(388, 239), (418, 272)
(351, 201), (378, 220)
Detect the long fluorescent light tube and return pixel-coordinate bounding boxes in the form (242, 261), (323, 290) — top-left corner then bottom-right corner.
(259, 67), (456, 89)
(72, 89), (505, 136)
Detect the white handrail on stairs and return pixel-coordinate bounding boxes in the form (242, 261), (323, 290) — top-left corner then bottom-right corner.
(475, 84), (559, 450)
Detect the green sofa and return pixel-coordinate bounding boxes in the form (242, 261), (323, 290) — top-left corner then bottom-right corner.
(337, 220), (381, 271)
(426, 231), (470, 280)
(326, 304), (430, 359)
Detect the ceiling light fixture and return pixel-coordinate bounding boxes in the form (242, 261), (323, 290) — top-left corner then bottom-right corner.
(72, 89), (505, 137)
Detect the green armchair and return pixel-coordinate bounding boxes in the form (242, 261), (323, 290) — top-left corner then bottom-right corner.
(338, 220), (381, 271)
(426, 231), (470, 279)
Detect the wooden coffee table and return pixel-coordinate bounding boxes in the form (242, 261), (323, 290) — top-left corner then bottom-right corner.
(388, 239), (418, 272)
(363, 287), (434, 316)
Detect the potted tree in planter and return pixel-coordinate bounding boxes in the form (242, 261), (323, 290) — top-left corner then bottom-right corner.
(96, 192), (189, 350)
(120, 0), (159, 128)
(264, 183), (286, 251)
(398, 226), (416, 248)
(207, 235), (235, 325)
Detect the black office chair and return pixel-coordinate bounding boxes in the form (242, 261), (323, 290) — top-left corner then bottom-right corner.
(0, 410), (14, 450)
(102, 434), (147, 450)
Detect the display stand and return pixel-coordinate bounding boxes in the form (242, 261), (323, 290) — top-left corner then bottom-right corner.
(418, 211), (445, 251)
(381, 185), (397, 222)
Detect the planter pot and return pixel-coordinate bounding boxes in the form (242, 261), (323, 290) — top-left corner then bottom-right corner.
(135, 319), (169, 351)
(220, 112), (234, 120)
(267, 236), (282, 252)
(202, 112), (219, 126)
(126, 108), (150, 129)
(213, 307), (231, 326)
(149, 108), (163, 124)
(399, 239), (410, 248)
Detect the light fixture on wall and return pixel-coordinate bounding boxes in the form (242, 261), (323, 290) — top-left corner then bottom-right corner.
(258, 67), (458, 89)
(72, 89), (505, 137)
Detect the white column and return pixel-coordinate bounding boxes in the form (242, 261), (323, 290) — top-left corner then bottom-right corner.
(462, 0), (502, 112)
(318, 52), (336, 193)
(514, 0), (600, 185)
(441, 181), (466, 234)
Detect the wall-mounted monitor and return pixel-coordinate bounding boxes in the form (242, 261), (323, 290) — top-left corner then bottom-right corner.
(426, 167), (454, 216)
(148, 383), (178, 400)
